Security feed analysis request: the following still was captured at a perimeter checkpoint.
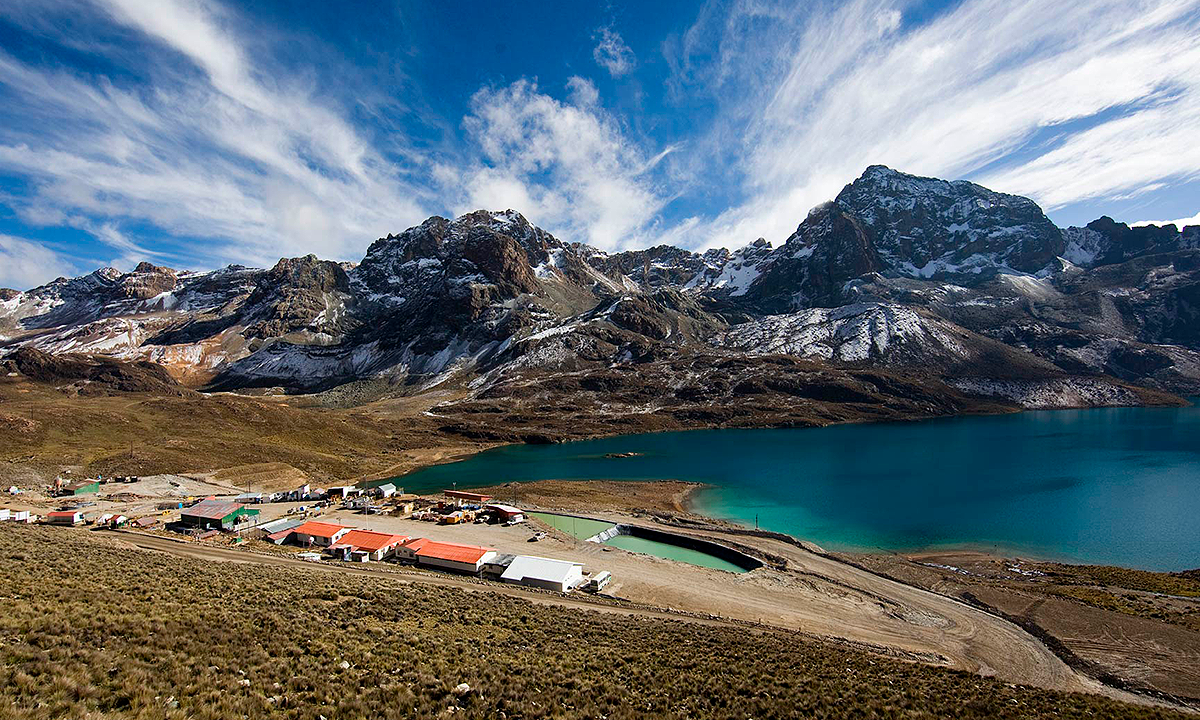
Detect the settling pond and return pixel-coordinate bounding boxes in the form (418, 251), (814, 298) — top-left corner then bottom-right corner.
(528, 512), (751, 573)
(398, 402), (1200, 571)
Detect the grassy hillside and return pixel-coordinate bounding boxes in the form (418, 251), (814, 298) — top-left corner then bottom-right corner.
(0, 377), (455, 484)
(0, 525), (1187, 720)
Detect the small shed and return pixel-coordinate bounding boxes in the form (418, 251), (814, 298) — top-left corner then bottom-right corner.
(134, 516), (159, 528)
(181, 500), (260, 531)
(234, 492), (264, 504)
(375, 483), (397, 498)
(486, 504), (526, 523)
(501, 556), (585, 593)
(47, 510), (84, 526)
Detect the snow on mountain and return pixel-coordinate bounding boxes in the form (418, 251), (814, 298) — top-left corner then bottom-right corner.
(3, 168), (1198, 403)
(719, 302), (970, 365)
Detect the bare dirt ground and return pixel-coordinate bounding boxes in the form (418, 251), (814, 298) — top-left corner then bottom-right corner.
(852, 550), (1200, 702)
(302, 506), (1168, 709)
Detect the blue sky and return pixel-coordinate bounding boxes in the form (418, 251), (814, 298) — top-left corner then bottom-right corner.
(1, 0), (1199, 289)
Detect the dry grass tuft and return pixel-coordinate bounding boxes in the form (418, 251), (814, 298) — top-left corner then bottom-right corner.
(0, 524), (1188, 719)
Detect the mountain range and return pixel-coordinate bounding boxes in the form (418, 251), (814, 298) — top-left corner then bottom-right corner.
(3, 165), (1197, 438)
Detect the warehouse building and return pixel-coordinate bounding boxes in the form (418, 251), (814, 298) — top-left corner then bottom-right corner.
(500, 555), (585, 592)
(291, 520), (351, 547)
(414, 540), (497, 574)
(62, 480), (99, 497)
(330, 529), (410, 562)
(443, 490), (492, 507)
(180, 500), (260, 531)
(46, 510), (84, 526)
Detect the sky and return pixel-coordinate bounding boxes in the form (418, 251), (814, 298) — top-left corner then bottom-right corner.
(1, 0), (1199, 289)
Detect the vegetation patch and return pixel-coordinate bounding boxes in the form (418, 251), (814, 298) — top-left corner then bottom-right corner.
(0, 525), (1189, 720)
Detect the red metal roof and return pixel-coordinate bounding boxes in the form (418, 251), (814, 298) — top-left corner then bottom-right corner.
(414, 540), (495, 565)
(182, 500), (246, 520)
(47, 510), (79, 518)
(443, 490), (492, 502)
(292, 521), (349, 539)
(402, 537), (431, 551)
(338, 530), (409, 552)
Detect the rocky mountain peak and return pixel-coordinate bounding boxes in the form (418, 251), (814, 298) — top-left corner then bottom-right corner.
(833, 165), (1064, 276)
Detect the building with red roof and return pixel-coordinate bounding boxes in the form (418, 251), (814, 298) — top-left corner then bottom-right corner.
(46, 510), (84, 526)
(291, 521), (351, 547)
(330, 529), (410, 562)
(443, 490), (492, 506)
(413, 540), (497, 574)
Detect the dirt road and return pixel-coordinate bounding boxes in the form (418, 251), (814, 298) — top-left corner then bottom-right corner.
(112, 528), (1167, 709)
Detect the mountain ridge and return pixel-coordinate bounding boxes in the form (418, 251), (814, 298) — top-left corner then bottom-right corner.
(3, 166), (1198, 420)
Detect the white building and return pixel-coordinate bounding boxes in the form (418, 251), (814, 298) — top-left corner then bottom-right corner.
(500, 555), (585, 592)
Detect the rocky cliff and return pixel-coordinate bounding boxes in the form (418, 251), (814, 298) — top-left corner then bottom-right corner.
(2, 166), (1197, 415)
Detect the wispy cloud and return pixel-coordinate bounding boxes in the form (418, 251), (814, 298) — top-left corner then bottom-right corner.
(456, 78), (667, 251)
(0, 234), (78, 290)
(663, 0), (1200, 248)
(593, 27), (636, 77)
(0, 0), (432, 270)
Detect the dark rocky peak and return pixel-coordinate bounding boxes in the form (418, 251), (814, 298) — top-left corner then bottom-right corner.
(118, 262), (178, 300)
(1067, 216), (1200, 266)
(745, 202), (883, 310)
(0, 288), (20, 301)
(597, 244), (711, 289)
(242, 255), (355, 339)
(833, 165), (1064, 275)
(262, 254), (350, 293)
(356, 210), (572, 303)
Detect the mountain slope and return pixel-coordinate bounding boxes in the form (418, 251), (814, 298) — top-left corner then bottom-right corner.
(2, 166), (1197, 414)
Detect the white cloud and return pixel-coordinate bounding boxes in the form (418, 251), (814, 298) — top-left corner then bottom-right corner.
(0, 235), (77, 290)
(1133, 210), (1200, 228)
(0, 0), (431, 270)
(593, 27), (636, 77)
(662, 0), (1200, 250)
(458, 80), (666, 250)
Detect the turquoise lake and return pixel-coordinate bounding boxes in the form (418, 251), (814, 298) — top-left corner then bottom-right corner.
(399, 402), (1200, 571)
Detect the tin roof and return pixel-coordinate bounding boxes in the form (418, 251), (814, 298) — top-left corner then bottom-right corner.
(182, 500), (246, 520)
(47, 510), (79, 518)
(292, 520), (350, 538)
(443, 490), (492, 502)
(486, 504), (524, 514)
(501, 555), (583, 585)
(337, 529), (409, 552)
(414, 540), (495, 564)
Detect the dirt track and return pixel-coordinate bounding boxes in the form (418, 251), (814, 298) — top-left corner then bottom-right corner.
(112, 529), (1168, 710)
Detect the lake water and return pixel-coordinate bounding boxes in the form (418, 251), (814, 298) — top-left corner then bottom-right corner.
(400, 402), (1200, 571)
(528, 512), (749, 573)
